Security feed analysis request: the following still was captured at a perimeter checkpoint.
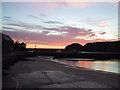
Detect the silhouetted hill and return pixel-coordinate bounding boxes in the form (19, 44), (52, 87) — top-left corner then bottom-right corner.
(84, 41), (120, 52)
(64, 43), (83, 53)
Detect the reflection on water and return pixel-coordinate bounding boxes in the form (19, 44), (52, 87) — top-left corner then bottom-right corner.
(52, 58), (119, 73)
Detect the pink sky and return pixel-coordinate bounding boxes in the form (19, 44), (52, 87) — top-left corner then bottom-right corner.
(2, 2), (118, 48)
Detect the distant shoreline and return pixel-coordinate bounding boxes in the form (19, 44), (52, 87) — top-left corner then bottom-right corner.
(52, 52), (120, 59)
(25, 49), (120, 60)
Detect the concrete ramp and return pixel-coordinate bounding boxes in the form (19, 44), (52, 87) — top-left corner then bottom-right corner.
(14, 71), (82, 88)
(39, 81), (110, 88)
(43, 71), (83, 83)
(12, 71), (110, 88)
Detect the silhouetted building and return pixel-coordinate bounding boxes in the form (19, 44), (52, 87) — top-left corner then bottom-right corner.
(14, 41), (26, 51)
(84, 41), (120, 52)
(64, 43), (83, 53)
(2, 33), (26, 52)
(2, 33), (14, 53)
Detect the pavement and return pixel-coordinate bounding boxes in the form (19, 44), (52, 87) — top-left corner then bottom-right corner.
(2, 56), (119, 89)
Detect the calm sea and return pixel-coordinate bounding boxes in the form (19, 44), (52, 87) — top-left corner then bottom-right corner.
(52, 58), (119, 74)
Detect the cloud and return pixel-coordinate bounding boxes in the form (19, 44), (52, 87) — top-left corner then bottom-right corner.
(99, 21), (109, 26)
(43, 21), (63, 24)
(2, 18), (99, 38)
(28, 14), (44, 21)
(3, 17), (44, 31)
(28, 15), (38, 19)
(3, 22), (96, 46)
(2, 30), (69, 46)
(3, 26), (116, 47)
(7, 23), (35, 29)
(2, 27), (14, 29)
(99, 32), (106, 35)
(38, 2), (96, 8)
(3, 16), (15, 23)
(85, 18), (111, 27)
(39, 13), (47, 17)
(59, 26), (94, 37)
(25, 2), (97, 15)
(46, 31), (67, 36)
(89, 33), (96, 37)
(3, 17), (116, 48)
(2, 27), (15, 30)
(3, 16), (11, 19)
(64, 2), (97, 8)
(3, 18), (67, 36)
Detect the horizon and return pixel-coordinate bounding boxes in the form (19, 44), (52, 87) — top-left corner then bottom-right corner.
(16, 39), (120, 49)
(2, 2), (118, 49)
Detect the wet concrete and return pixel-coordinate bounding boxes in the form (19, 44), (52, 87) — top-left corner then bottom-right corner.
(39, 81), (110, 88)
(13, 71), (83, 88)
(2, 56), (119, 89)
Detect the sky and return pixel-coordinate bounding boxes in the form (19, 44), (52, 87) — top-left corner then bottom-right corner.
(1, 2), (119, 49)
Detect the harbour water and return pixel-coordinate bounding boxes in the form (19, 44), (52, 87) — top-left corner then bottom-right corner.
(52, 58), (119, 74)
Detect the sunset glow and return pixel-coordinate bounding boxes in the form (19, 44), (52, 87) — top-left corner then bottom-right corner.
(26, 43), (65, 49)
(2, 2), (118, 48)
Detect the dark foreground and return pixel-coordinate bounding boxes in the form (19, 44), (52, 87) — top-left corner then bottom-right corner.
(2, 56), (119, 89)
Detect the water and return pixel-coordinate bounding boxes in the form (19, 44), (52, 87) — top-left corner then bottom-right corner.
(52, 58), (119, 74)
